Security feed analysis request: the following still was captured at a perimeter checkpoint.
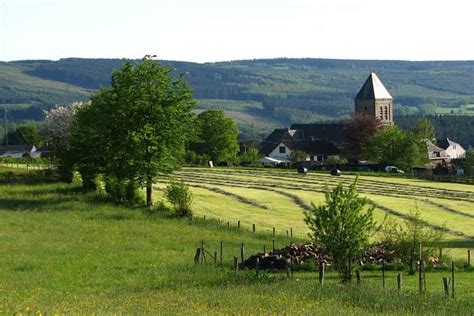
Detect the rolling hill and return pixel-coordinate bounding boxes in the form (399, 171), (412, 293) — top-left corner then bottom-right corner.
(1, 58), (474, 144)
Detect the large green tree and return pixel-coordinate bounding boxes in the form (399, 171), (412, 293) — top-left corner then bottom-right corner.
(71, 57), (195, 206)
(364, 125), (427, 170)
(189, 110), (239, 163)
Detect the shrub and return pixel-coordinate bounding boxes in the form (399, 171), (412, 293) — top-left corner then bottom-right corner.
(304, 178), (377, 282)
(164, 180), (193, 217)
(381, 207), (446, 274)
(104, 176), (143, 204)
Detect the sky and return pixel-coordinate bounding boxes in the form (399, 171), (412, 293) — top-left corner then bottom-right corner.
(0, 0), (473, 62)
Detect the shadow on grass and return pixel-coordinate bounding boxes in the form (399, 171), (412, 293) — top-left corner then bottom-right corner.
(439, 239), (474, 248)
(0, 196), (73, 212)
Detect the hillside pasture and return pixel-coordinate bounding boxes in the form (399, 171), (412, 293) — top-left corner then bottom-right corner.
(1, 166), (474, 314)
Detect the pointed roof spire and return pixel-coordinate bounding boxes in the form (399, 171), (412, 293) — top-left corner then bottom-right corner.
(355, 72), (392, 100)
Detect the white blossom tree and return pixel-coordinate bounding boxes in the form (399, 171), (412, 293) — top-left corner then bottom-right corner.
(42, 101), (86, 180)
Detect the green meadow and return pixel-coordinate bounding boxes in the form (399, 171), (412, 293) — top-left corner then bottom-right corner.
(1, 167), (474, 314)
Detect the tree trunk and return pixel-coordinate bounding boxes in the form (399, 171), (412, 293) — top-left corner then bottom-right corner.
(146, 180), (153, 208)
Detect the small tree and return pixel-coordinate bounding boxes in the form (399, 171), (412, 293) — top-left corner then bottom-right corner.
(290, 150), (307, 163)
(382, 207), (445, 274)
(239, 145), (261, 166)
(43, 102), (86, 182)
(164, 180), (193, 217)
(304, 179), (377, 282)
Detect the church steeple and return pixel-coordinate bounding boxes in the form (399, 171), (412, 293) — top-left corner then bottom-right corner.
(355, 72), (393, 125)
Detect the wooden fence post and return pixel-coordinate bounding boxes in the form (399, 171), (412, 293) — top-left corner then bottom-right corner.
(256, 257), (260, 278)
(443, 277), (450, 298)
(234, 256), (238, 274)
(240, 243), (245, 263)
(382, 261), (385, 289)
(418, 260), (423, 292)
(237, 220), (240, 229)
(201, 240), (205, 263)
(451, 261), (455, 299)
(319, 262), (325, 285)
(194, 248), (201, 264)
(214, 251), (217, 264)
(423, 261), (427, 292)
(227, 221), (230, 229)
(356, 270), (361, 285)
(252, 224), (256, 233)
(272, 239), (275, 253)
(397, 272), (403, 292)
(272, 227), (275, 237)
(263, 245), (266, 254)
(290, 227), (293, 238)
(220, 241), (223, 265)
(468, 249), (471, 266)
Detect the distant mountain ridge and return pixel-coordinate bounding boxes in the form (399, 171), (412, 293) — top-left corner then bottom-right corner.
(1, 57), (474, 146)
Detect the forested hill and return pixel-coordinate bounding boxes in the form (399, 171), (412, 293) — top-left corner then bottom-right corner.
(1, 57), (474, 145)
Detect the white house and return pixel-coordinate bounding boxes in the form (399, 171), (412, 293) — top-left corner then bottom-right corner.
(425, 138), (466, 167)
(261, 139), (341, 163)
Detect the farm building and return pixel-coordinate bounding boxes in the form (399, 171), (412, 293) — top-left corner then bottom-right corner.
(260, 71), (393, 163)
(426, 138), (466, 166)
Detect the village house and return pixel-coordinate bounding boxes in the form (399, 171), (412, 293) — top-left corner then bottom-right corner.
(426, 138), (466, 167)
(260, 71), (392, 164)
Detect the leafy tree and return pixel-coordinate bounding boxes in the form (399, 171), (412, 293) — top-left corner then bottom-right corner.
(43, 102), (85, 181)
(290, 150), (307, 163)
(164, 180), (193, 217)
(343, 113), (381, 161)
(412, 117), (436, 142)
(189, 110), (239, 163)
(239, 145), (261, 166)
(364, 125), (427, 170)
(4, 123), (43, 147)
(71, 57), (195, 206)
(304, 180), (377, 282)
(382, 207), (445, 274)
(325, 155), (348, 166)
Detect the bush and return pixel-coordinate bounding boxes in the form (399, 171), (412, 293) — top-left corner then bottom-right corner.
(104, 176), (143, 204)
(381, 207), (445, 274)
(164, 180), (193, 217)
(304, 178), (377, 282)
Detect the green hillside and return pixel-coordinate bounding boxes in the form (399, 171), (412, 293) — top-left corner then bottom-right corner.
(1, 58), (474, 144)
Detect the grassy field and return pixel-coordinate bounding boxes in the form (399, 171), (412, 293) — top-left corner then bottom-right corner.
(1, 167), (474, 314)
(172, 168), (474, 244)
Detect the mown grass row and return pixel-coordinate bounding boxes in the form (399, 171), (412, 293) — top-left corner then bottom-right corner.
(173, 169), (474, 241)
(182, 168), (474, 200)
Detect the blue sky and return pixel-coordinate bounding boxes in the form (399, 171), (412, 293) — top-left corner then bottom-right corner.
(0, 0), (473, 62)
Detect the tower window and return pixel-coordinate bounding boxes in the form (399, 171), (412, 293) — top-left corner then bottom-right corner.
(379, 107), (383, 120)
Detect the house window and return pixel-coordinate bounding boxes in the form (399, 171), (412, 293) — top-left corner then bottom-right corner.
(384, 106), (388, 120)
(279, 146), (286, 154)
(379, 107), (383, 120)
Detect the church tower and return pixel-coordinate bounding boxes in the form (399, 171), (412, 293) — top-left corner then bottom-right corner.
(355, 72), (393, 125)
